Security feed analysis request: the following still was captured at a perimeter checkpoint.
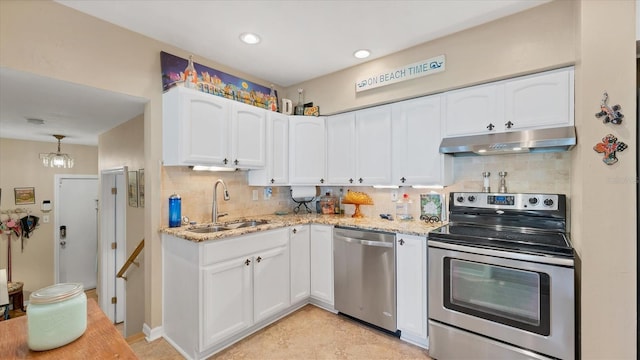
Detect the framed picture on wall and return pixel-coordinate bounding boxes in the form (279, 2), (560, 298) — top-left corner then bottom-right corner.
(128, 171), (138, 208)
(138, 169), (145, 208)
(14, 187), (35, 205)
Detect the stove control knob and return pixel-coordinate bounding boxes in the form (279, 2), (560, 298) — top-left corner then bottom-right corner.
(467, 195), (476, 202)
(528, 197), (539, 205)
(543, 198), (554, 207)
(456, 196), (464, 203)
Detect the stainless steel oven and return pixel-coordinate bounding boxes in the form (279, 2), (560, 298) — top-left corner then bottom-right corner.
(427, 192), (575, 360)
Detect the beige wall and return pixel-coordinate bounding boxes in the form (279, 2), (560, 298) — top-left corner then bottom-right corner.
(284, 0), (576, 114)
(98, 114), (145, 337)
(571, 1), (637, 358)
(0, 138), (98, 294)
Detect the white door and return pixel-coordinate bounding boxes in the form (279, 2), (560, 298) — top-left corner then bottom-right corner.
(253, 245), (290, 323)
(396, 233), (428, 346)
(231, 101), (266, 168)
(355, 105), (392, 185)
(290, 225), (310, 303)
(56, 176), (98, 289)
(326, 112), (356, 185)
(310, 225), (333, 305)
(99, 169), (126, 323)
(289, 116), (326, 185)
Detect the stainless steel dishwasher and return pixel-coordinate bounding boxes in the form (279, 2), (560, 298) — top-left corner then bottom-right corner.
(333, 226), (397, 333)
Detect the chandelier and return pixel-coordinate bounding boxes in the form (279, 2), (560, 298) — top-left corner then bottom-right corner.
(41, 134), (74, 168)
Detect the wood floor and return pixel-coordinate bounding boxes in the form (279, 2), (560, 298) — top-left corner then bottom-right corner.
(128, 305), (432, 359)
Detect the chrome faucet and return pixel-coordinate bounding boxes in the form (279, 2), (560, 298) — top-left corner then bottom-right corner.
(212, 179), (230, 223)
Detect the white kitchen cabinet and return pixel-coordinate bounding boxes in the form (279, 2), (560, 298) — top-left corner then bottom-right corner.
(289, 225), (310, 304)
(201, 256), (253, 348)
(310, 224), (333, 307)
(444, 82), (504, 137)
(289, 116), (326, 185)
(326, 112), (356, 185)
(396, 233), (428, 348)
(392, 96), (452, 186)
(444, 67), (574, 138)
(163, 228), (291, 359)
(163, 86), (230, 166)
(253, 245), (290, 323)
(163, 86), (266, 169)
(504, 68), (573, 131)
(230, 101), (266, 168)
(248, 112), (289, 185)
(325, 105), (392, 185)
(355, 105), (393, 185)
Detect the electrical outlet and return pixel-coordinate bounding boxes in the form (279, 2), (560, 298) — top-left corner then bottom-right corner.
(264, 187), (272, 200)
(252, 189), (259, 201)
(391, 190), (398, 202)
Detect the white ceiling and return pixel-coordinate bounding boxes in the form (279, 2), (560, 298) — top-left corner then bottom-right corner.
(0, 0), (549, 146)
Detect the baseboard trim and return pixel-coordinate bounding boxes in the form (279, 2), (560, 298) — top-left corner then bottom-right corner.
(126, 332), (146, 344)
(143, 323), (163, 342)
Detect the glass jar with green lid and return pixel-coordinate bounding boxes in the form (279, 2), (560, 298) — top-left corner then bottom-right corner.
(27, 283), (87, 351)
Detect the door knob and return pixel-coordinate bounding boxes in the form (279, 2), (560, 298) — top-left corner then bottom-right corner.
(398, 239), (405, 246)
(60, 240), (67, 248)
(256, 256), (262, 263)
(487, 123), (495, 131)
(292, 228), (297, 234)
(244, 259), (251, 266)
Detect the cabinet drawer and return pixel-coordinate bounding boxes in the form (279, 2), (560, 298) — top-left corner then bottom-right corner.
(202, 228), (289, 265)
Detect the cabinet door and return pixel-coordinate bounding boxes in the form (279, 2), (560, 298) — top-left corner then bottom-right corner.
(355, 105), (392, 185)
(310, 225), (333, 305)
(231, 102), (266, 168)
(247, 112), (289, 185)
(396, 233), (428, 345)
(289, 116), (326, 185)
(445, 83), (504, 137)
(201, 256), (252, 348)
(163, 87), (230, 166)
(289, 225), (310, 304)
(504, 68), (572, 131)
(326, 112), (356, 185)
(253, 245), (290, 323)
(392, 96), (450, 186)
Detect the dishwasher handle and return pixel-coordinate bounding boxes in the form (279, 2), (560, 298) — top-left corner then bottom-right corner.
(335, 235), (394, 248)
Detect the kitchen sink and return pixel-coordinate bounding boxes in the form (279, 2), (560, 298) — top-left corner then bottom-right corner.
(223, 220), (270, 229)
(187, 226), (231, 233)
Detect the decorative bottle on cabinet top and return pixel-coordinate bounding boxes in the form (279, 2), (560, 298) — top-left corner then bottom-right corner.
(183, 55), (198, 89)
(294, 88), (305, 115)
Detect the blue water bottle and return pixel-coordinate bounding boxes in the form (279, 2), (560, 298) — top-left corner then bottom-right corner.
(169, 194), (181, 227)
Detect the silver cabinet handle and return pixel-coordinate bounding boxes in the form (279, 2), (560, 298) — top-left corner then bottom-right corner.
(335, 235), (393, 248)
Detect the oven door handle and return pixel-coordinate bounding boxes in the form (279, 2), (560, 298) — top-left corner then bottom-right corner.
(427, 240), (574, 267)
(335, 235), (393, 248)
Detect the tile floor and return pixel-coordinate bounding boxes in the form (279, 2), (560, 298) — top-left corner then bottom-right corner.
(129, 305), (432, 359)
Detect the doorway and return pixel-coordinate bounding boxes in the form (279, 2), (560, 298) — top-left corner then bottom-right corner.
(54, 175), (99, 289)
(99, 167), (127, 324)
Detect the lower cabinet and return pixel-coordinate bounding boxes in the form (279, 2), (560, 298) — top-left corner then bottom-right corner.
(396, 233), (428, 348)
(290, 225), (310, 304)
(310, 224), (334, 307)
(163, 228), (292, 359)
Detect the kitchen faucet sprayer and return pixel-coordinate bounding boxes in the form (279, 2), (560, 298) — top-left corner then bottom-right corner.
(213, 179), (230, 223)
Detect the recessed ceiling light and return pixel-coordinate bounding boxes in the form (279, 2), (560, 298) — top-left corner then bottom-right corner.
(239, 32), (261, 45)
(354, 49), (371, 59)
(27, 118), (45, 125)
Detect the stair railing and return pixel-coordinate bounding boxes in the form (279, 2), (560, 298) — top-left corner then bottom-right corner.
(117, 239), (144, 281)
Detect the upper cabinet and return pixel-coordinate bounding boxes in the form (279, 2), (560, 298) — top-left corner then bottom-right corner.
(163, 87), (266, 169)
(444, 67), (574, 137)
(230, 101), (266, 168)
(392, 96), (451, 186)
(444, 83), (504, 137)
(326, 105), (392, 186)
(289, 116), (326, 185)
(248, 112), (289, 186)
(503, 68), (573, 130)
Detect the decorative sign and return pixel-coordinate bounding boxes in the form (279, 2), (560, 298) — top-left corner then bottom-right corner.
(355, 55), (445, 92)
(593, 134), (628, 165)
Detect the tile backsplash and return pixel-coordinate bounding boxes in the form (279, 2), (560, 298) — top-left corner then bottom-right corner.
(161, 152), (571, 225)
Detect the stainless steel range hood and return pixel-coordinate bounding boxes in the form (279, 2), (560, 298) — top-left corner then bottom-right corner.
(439, 126), (576, 156)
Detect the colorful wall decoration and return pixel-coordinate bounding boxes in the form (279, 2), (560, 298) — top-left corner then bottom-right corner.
(160, 51), (277, 110)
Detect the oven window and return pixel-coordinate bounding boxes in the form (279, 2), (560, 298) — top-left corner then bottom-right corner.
(444, 258), (550, 336)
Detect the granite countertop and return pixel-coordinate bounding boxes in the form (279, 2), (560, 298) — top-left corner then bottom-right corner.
(160, 213), (444, 242)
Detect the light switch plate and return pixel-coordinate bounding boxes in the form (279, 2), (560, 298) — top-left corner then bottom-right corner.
(264, 187), (272, 200)
(252, 190), (259, 201)
(391, 190), (398, 202)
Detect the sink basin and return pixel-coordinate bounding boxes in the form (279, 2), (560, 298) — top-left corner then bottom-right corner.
(187, 226), (231, 233)
(223, 220), (270, 229)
